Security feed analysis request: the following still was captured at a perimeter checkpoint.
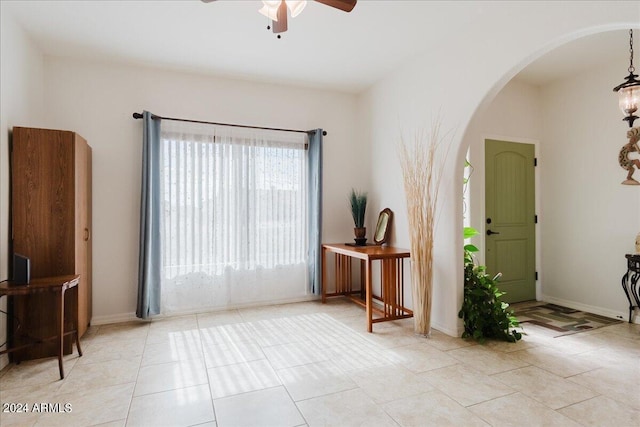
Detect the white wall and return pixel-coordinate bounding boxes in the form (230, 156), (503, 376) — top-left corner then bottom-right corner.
(0, 7), (45, 369)
(359, 2), (639, 336)
(539, 59), (640, 320)
(43, 57), (365, 324)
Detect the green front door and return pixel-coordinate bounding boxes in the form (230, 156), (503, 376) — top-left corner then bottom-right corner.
(485, 139), (536, 303)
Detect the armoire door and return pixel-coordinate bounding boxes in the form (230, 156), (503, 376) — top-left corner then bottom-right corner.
(74, 133), (92, 336)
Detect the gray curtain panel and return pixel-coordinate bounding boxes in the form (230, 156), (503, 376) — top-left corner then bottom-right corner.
(307, 129), (323, 295)
(137, 111), (162, 319)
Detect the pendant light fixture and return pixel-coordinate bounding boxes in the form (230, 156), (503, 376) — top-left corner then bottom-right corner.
(613, 29), (640, 128)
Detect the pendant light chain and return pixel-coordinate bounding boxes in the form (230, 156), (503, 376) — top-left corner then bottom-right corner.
(629, 29), (635, 74)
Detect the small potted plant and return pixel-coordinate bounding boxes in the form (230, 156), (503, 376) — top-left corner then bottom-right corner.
(349, 189), (367, 245)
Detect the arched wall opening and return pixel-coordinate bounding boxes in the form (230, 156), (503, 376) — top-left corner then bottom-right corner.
(457, 24), (640, 325)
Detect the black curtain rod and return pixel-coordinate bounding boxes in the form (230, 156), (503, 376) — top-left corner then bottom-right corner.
(132, 112), (327, 136)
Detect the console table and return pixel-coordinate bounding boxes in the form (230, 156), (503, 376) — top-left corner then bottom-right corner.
(0, 275), (83, 379)
(622, 254), (640, 323)
(321, 243), (413, 332)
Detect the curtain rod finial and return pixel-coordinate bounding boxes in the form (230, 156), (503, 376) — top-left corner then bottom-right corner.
(322, 131), (327, 136)
(133, 112), (143, 119)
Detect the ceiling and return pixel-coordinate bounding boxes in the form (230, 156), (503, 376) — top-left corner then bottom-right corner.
(516, 30), (629, 87)
(2, 0), (632, 93)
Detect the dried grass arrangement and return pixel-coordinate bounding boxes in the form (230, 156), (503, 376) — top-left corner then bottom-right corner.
(398, 122), (449, 336)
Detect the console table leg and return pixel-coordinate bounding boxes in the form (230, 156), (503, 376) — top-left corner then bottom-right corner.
(321, 247), (327, 303)
(365, 259), (372, 333)
(622, 254), (640, 324)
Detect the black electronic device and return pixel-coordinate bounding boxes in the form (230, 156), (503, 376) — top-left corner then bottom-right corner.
(12, 253), (30, 284)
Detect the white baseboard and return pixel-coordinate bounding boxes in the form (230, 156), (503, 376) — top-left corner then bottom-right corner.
(90, 312), (141, 326)
(159, 295), (320, 318)
(432, 320), (463, 338)
(0, 354), (8, 371)
(90, 295), (321, 326)
(540, 294), (639, 324)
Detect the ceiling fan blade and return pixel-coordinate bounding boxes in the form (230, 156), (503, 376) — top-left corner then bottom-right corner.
(314, 0), (357, 12)
(272, 1), (288, 33)
(200, 0), (217, 3)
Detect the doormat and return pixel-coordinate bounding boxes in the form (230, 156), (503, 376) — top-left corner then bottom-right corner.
(514, 303), (622, 337)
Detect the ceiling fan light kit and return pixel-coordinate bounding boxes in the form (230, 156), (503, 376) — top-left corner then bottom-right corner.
(285, 0), (308, 18)
(203, 0), (357, 38)
(258, 1), (281, 21)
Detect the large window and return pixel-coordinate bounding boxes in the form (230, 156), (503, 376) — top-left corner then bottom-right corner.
(159, 121), (309, 314)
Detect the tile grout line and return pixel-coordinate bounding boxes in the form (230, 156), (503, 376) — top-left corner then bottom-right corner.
(124, 320), (152, 426)
(197, 310), (223, 426)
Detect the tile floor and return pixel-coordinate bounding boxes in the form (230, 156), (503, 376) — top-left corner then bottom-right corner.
(0, 299), (639, 427)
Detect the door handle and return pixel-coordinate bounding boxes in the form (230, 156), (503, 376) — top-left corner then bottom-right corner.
(486, 229), (500, 236)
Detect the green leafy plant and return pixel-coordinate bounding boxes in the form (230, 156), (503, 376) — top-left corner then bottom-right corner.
(349, 189), (367, 228)
(459, 227), (522, 343)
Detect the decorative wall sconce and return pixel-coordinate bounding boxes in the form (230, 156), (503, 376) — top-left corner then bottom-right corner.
(613, 29), (640, 128)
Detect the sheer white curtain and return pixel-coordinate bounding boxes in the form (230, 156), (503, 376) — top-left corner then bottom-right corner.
(159, 120), (309, 314)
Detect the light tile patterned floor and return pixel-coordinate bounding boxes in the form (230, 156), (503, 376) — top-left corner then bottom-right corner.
(0, 299), (639, 427)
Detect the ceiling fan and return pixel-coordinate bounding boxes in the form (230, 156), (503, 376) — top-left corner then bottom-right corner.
(202, 0), (357, 37)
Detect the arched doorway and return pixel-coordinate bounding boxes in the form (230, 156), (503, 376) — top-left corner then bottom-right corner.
(458, 26), (639, 326)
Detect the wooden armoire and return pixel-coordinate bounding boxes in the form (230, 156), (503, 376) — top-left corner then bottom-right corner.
(10, 127), (92, 361)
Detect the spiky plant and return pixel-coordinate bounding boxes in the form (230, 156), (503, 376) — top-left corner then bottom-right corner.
(349, 189), (367, 228)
